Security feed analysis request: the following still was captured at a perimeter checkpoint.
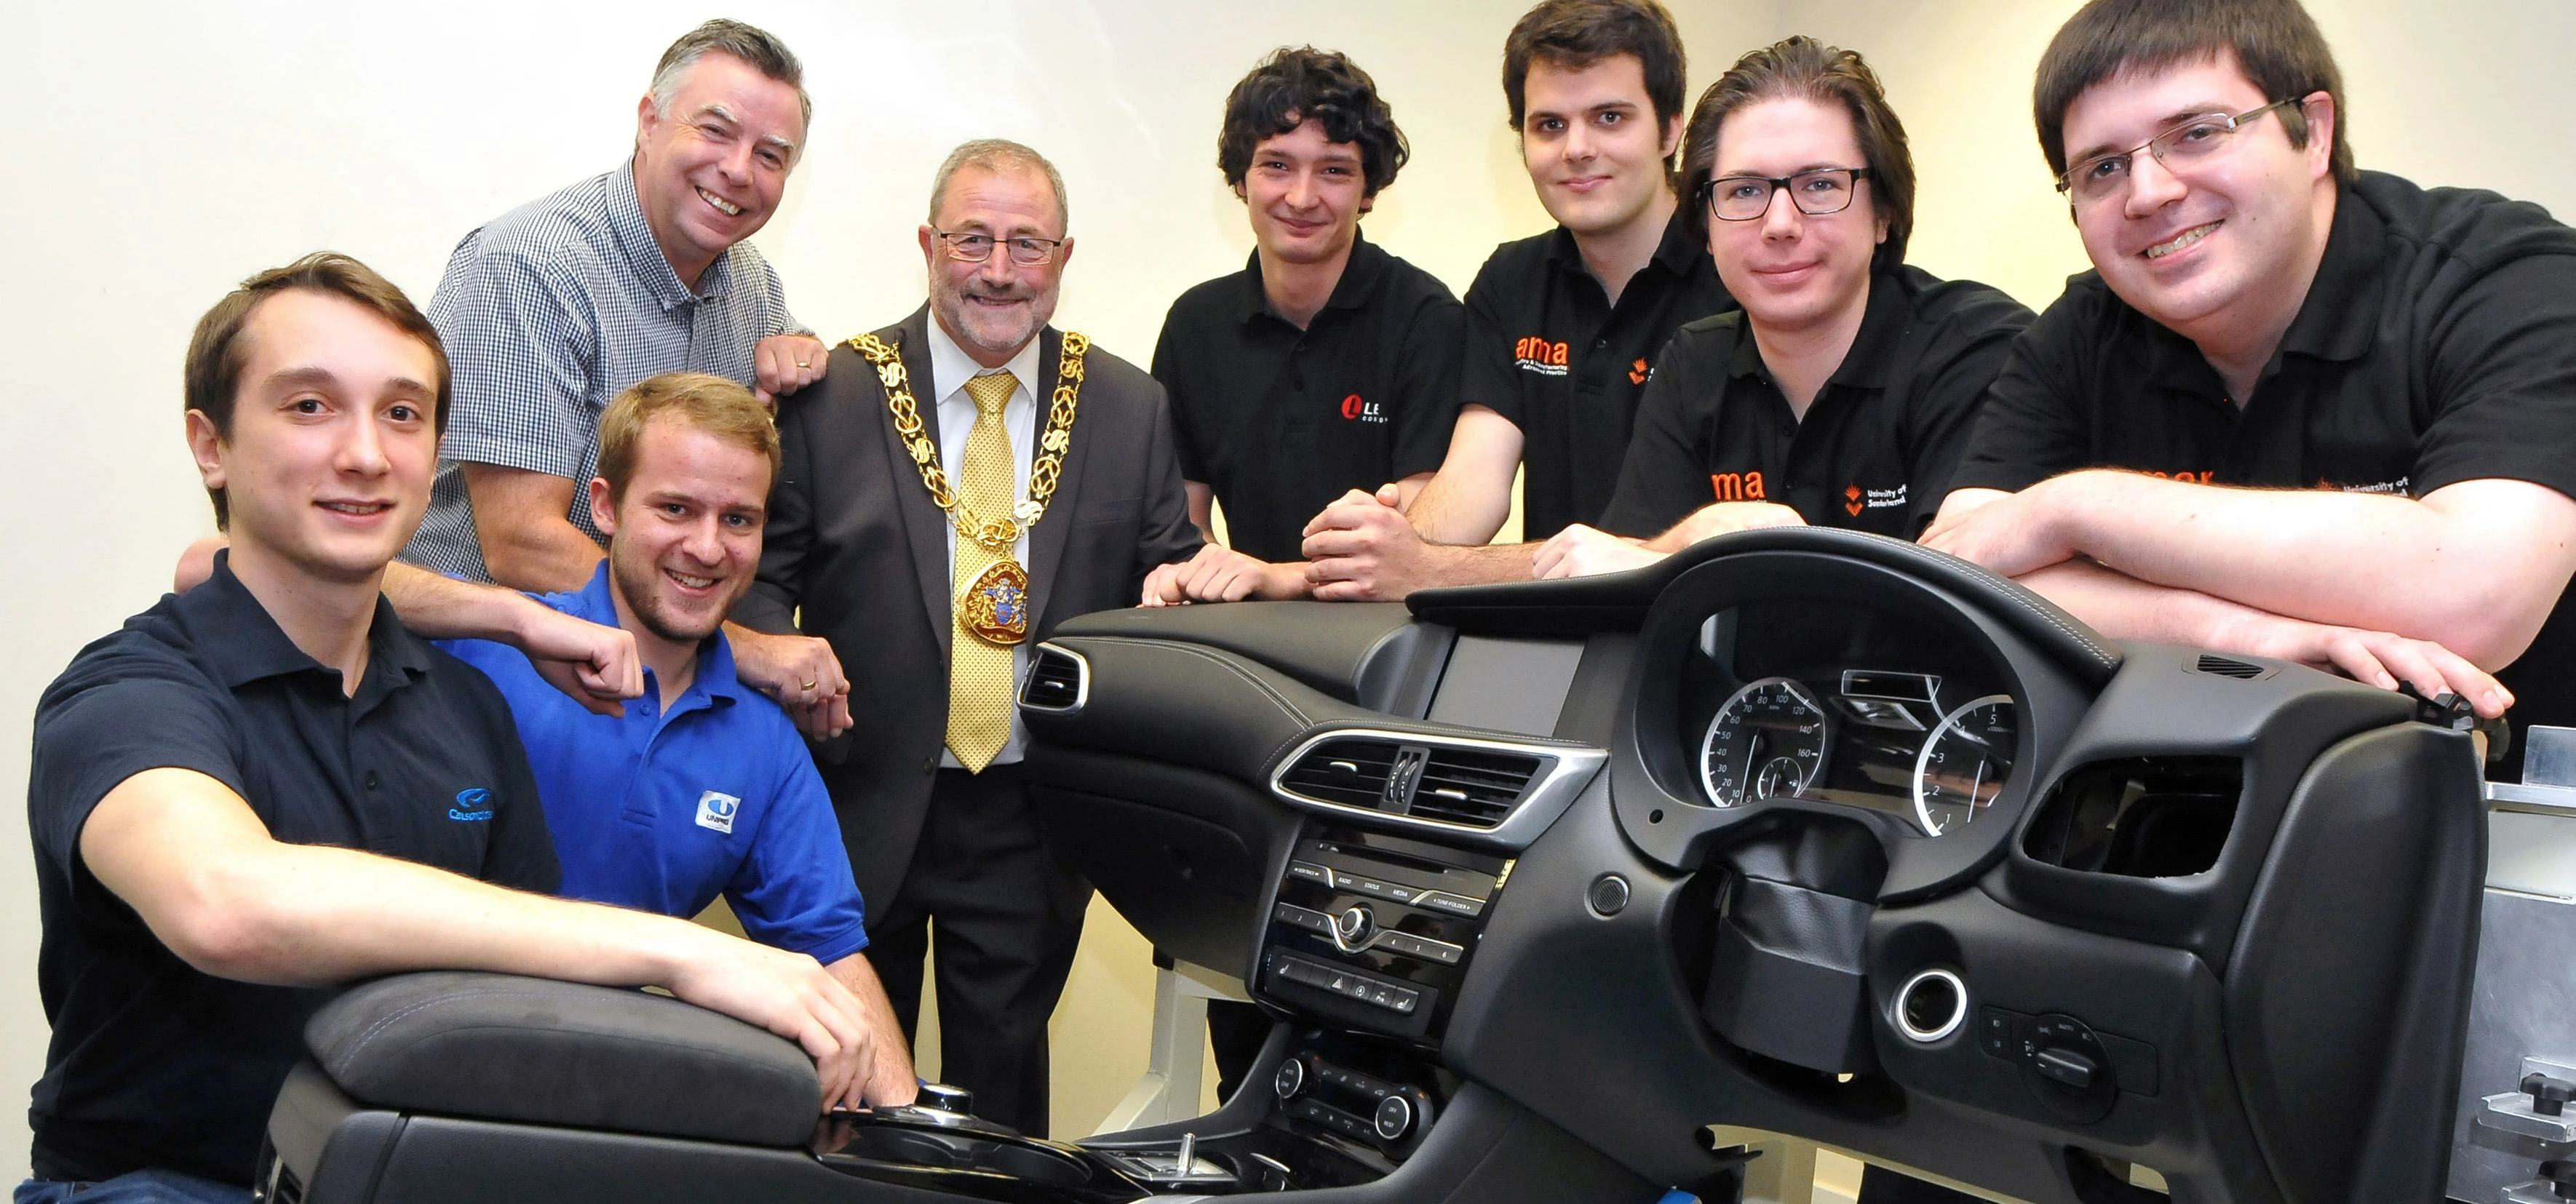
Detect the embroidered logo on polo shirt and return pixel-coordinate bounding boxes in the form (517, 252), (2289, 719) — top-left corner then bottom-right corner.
(696, 790), (741, 834)
(1842, 483), (1909, 516)
(1340, 394), (1386, 424)
(2334, 476), (2410, 495)
(1712, 471), (1768, 501)
(1629, 358), (1651, 386)
(1514, 336), (1570, 376)
(448, 787), (493, 822)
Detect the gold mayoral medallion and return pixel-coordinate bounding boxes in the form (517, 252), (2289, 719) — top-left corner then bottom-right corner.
(853, 330), (1089, 647)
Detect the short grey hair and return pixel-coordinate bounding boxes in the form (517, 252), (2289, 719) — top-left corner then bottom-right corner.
(648, 20), (813, 135)
(929, 139), (1070, 234)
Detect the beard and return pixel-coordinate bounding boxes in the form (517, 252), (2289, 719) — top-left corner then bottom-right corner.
(610, 549), (747, 648)
(931, 276), (1057, 362)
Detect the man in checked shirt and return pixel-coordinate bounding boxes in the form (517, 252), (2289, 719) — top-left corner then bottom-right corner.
(399, 19), (853, 735)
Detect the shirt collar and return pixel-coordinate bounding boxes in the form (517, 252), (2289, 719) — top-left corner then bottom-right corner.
(563, 559), (745, 707)
(180, 550), (434, 693)
(606, 160), (732, 311)
(1719, 267), (1909, 391)
(924, 313), (1046, 408)
(2274, 180), (2384, 364)
(1230, 229), (1389, 327)
(1541, 198), (1702, 284)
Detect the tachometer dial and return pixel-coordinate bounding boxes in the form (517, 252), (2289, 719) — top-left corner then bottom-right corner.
(1912, 695), (2015, 835)
(1700, 677), (1830, 807)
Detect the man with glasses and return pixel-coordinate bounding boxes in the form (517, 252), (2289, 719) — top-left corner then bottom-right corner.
(1531, 37), (2031, 583)
(1923, 0), (2572, 774)
(1297, 0), (1733, 598)
(735, 140), (1201, 1136)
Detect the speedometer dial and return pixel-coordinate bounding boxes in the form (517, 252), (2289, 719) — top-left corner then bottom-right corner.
(1912, 695), (2015, 834)
(1700, 677), (1830, 807)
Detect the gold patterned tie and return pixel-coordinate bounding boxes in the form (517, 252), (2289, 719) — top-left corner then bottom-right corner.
(946, 371), (1020, 772)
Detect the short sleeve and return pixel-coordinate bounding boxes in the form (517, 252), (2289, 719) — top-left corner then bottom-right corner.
(1947, 295), (2099, 495)
(2412, 252), (2576, 501)
(725, 721), (869, 965)
(1460, 255), (1525, 428)
(1597, 329), (1722, 538)
(426, 242), (599, 479)
(30, 655), (245, 921)
(1898, 289), (2037, 535)
(468, 689), (562, 896)
(1390, 289), (1467, 481)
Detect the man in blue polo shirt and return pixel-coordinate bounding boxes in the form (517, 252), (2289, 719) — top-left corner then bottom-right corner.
(441, 372), (913, 1059)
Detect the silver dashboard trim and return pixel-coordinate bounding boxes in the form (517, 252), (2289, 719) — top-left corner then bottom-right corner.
(1268, 727), (1609, 851)
(1016, 641), (1091, 716)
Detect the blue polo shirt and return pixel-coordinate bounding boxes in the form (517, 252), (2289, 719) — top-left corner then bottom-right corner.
(442, 564), (867, 965)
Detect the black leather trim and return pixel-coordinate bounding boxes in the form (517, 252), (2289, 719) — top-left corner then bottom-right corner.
(1407, 527), (2123, 688)
(1051, 601), (1451, 711)
(305, 972), (820, 1148)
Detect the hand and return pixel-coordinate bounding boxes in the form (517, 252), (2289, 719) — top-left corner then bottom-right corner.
(825, 954), (920, 1110)
(1534, 525), (1663, 579)
(517, 606), (645, 718)
(728, 625), (855, 738)
(2223, 613), (2515, 718)
(1658, 501), (1806, 551)
(1141, 544), (1301, 605)
(1302, 487), (1452, 602)
(755, 334), (831, 407)
(1920, 483), (2078, 578)
(663, 933), (876, 1109)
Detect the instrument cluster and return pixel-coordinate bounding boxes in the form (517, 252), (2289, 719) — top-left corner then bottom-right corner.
(1681, 597), (2020, 836)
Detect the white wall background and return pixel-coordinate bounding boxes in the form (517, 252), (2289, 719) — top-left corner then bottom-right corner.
(1, 0), (2569, 1175)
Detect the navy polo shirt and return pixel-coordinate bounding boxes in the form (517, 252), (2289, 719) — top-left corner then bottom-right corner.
(1461, 204), (1736, 539)
(1152, 232), (1465, 562)
(1955, 170), (2576, 778)
(1599, 265), (2032, 540)
(26, 552), (559, 1186)
(442, 562), (869, 965)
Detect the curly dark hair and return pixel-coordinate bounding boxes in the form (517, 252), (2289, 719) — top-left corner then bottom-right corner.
(1218, 47), (1410, 199)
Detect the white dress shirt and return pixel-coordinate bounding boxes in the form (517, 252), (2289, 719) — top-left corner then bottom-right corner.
(924, 319), (1043, 767)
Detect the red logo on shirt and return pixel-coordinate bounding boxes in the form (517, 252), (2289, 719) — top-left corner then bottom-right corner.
(1340, 394), (1386, 424)
(1845, 485), (1864, 517)
(1342, 394), (1364, 420)
(1629, 357), (1651, 386)
(1711, 471), (1768, 502)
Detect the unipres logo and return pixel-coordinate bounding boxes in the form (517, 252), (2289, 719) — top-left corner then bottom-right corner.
(448, 788), (494, 822)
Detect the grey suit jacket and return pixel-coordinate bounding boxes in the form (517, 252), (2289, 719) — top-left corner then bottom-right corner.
(736, 306), (1203, 913)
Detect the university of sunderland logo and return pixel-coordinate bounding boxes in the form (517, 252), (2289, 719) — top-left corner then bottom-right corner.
(696, 790), (742, 835)
(1845, 482), (1909, 516)
(1629, 357), (1651, 386)
(1340, 393), (1387, 424)
(1710, 471), (1769, 502)
(448, 788), (494, 822)
(1513, 336), (1569, 376)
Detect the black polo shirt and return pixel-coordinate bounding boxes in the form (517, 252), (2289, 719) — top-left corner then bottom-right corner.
(1152, 232), (1465, 561)
(1462, 203), (1735, 539)
(1954, 170), (2576, 778)
(1598, 264), (2032, 541)
(25, 552), (559, 1186)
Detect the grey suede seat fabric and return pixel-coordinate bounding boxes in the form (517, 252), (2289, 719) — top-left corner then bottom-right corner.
(305, 971), (821, 1147)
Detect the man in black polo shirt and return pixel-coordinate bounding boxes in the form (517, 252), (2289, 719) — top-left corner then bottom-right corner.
(1143, 48), (1462, 605)
(25, 255), (897, 1200)
(1530, 37), (2031, 581)
(1299, 0), (1735, 599)
(1924, 0), (2562, 773)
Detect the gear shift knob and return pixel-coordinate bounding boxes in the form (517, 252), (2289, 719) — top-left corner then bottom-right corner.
(918, 1082), (974, 1115)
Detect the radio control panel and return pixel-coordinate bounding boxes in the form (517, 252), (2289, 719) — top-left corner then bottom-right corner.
(1256, 826), (1506, 1044)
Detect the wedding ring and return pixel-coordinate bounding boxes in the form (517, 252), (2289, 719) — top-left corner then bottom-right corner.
(800, 679), (819, 690)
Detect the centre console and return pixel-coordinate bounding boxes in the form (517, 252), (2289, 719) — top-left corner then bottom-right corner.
(1256, 826), (1503, 1046)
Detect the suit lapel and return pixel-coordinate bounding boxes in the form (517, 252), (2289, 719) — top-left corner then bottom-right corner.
(1026, 326), (1088, 634)
(876, 307), (956, 661)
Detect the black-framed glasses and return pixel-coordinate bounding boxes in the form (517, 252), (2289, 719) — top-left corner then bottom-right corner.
(2055, 96), (2307, 206)
(1698, 167), (1872, 222)
(932, 229), (1066, 266)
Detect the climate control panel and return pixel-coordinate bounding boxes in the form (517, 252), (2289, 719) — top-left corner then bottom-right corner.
(1257, 826), (1504, 1043)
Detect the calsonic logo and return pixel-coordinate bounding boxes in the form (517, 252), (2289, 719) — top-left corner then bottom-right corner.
(448, 787), (493, 822)
(1514, 336), (1569, 376)
(1339, 394), (1387, 424)
(696, 790), (741, 834)
(1711, 471), (1768, 501)
(1844, 482), (1908, 516)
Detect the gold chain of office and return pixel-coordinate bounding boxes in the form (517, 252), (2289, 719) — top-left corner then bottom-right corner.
(850, 330), (1086, 551)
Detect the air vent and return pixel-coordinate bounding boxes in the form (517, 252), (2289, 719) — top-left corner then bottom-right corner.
(1406, 747), (1546, 828)
(1280, 738), (1407, 809)
(2192, 653), (2271, 680)
(1019, 645), (1086, 711)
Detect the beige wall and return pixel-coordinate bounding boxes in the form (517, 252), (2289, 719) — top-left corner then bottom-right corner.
(1, 0), (2569, 1179)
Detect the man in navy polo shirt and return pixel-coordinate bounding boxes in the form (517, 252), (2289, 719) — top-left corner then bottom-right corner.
(27, 256), (896, 1203)
(441, 373), (914, 1059)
